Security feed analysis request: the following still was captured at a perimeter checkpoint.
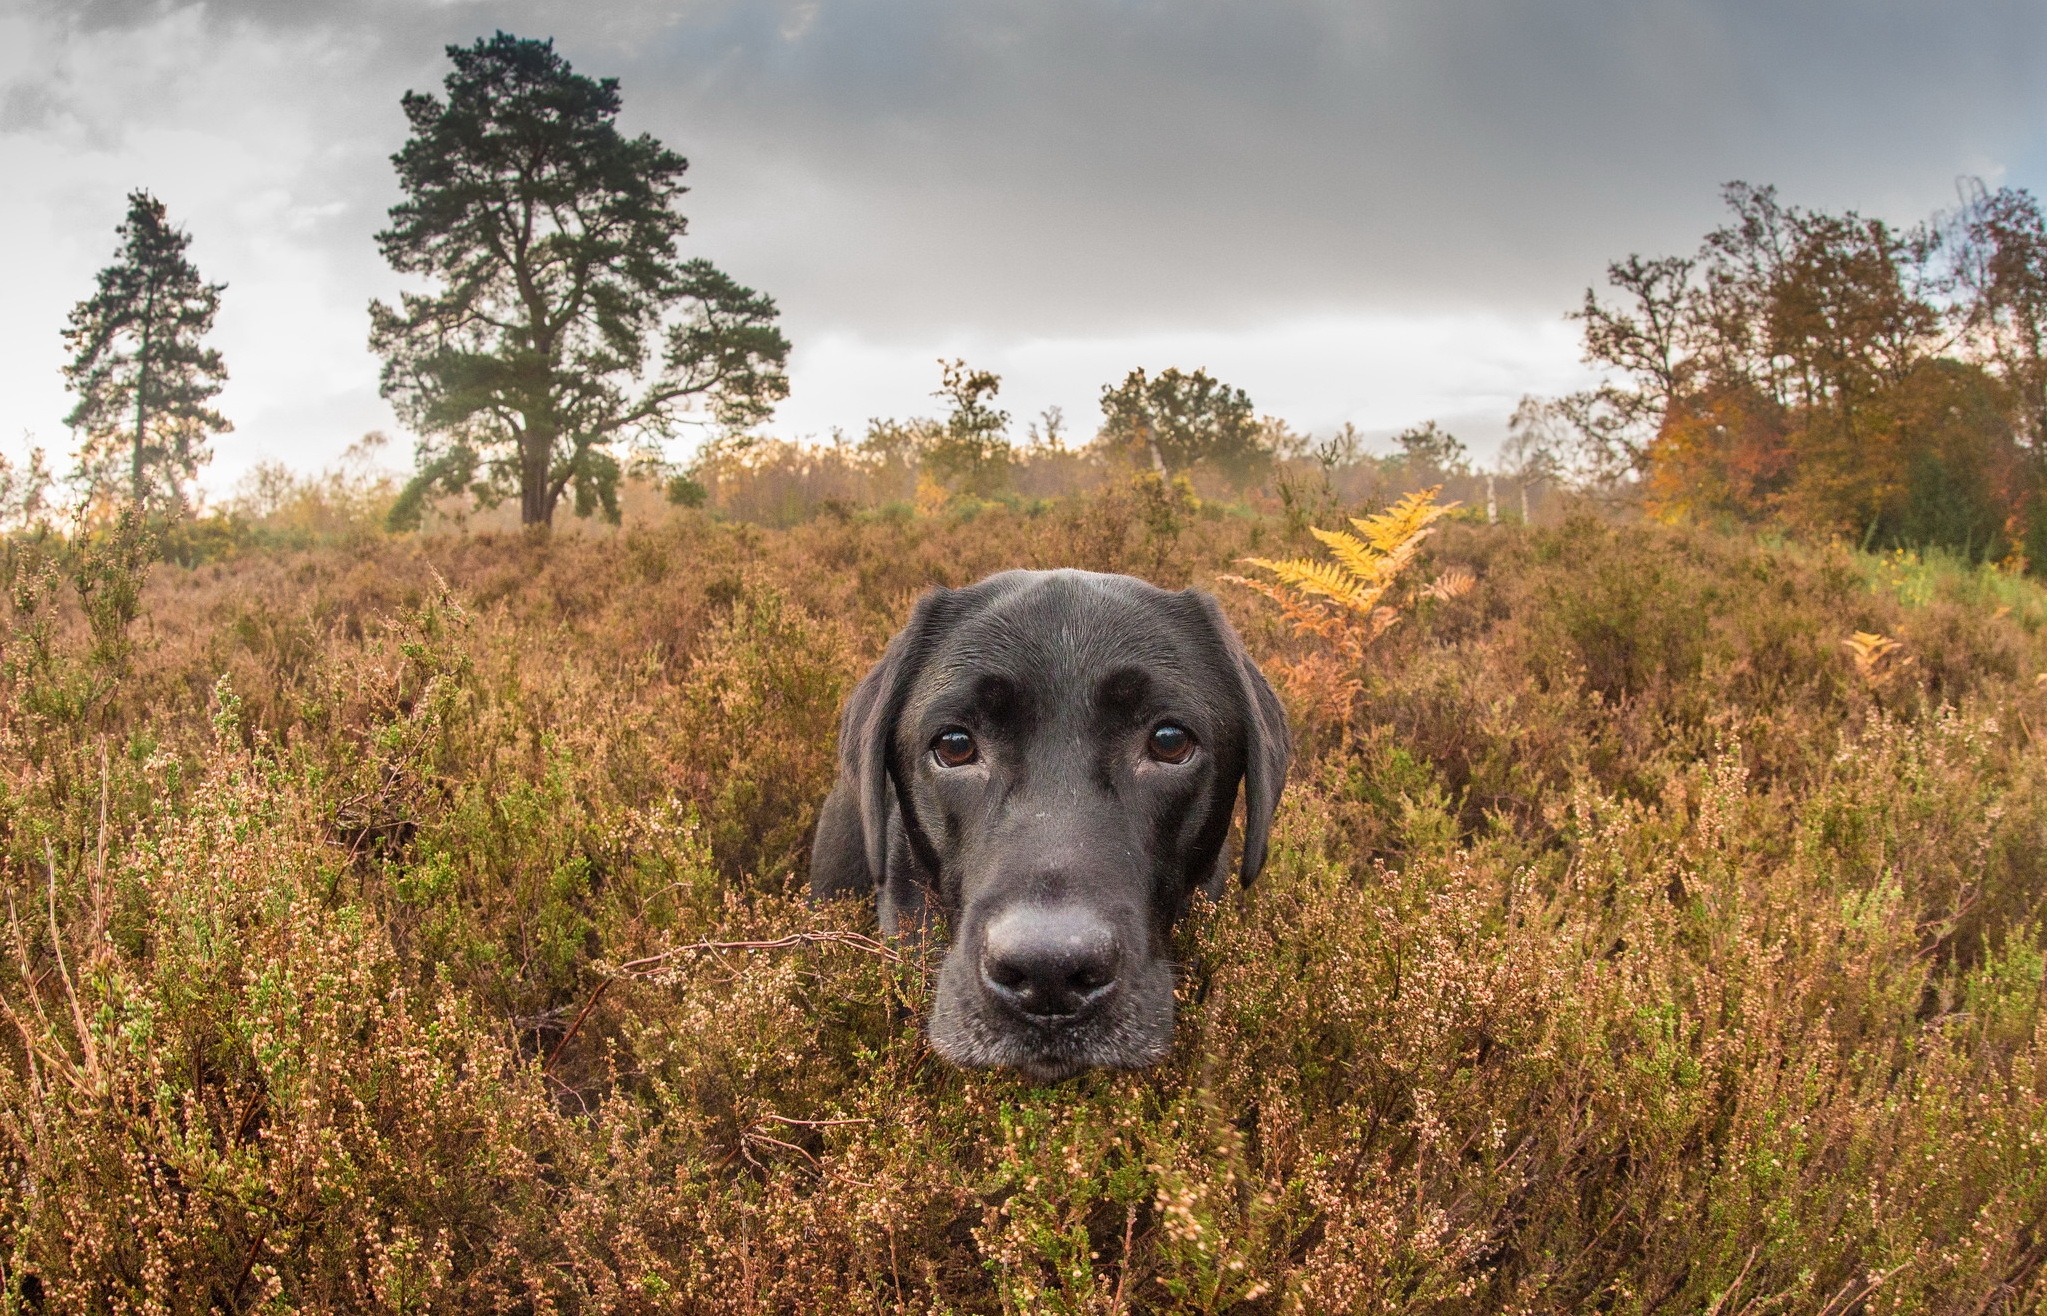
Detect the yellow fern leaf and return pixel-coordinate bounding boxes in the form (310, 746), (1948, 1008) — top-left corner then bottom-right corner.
(1231, 486), (1462, 664)
(1350, 486), (1458, 554)
(1309, 526), (1392, 585)
(1842, 631), (1901, 663)
(1240, 556), (1369, 609)
(1842, 629), (1910, 686)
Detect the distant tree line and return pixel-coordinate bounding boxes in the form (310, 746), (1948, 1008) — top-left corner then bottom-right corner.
(1526, 181), (2047, 565)
(831, 359), (1287, 506)
(67, 38), (2036, 557)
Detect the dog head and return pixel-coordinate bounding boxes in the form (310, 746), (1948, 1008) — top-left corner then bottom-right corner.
(828, 569), (1289, 1080)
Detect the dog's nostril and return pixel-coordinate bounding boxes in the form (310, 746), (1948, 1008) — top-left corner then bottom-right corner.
(980, 905), (1120, 1020)
(989, 961), (1030, 991)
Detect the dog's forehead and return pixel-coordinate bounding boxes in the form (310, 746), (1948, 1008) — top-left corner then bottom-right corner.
(923, 571), (1211, 699)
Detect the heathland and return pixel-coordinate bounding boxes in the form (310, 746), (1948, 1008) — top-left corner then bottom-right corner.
(3, 471), (2045, 1314)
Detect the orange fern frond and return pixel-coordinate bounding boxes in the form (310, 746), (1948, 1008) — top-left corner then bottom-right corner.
(1423, 565), (1476, 602)
(1230, 486), (1462, 672)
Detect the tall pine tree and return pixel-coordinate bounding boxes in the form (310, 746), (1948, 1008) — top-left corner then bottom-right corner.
(372, 33), (790, 530)
(62, 190), (229, 513)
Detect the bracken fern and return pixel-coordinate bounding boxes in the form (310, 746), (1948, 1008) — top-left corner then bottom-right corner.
(1228, 487), (1463, 662)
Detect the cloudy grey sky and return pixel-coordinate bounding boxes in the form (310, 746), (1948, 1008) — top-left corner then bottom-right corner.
(3, 0), (2045, 489)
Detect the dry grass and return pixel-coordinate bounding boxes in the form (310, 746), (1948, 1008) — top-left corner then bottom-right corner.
(2, 486), (2046, 1313)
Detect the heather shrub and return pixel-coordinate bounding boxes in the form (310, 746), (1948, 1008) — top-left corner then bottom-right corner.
(2, 490), (2045, 1312)
(671, 578), (856, 884)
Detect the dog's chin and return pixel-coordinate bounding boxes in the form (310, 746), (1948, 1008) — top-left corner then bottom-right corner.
(926, 959), (1176, 1081)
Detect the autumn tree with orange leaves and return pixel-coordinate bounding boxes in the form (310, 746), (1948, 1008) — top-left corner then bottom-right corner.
(1545, 182), (2047, 566)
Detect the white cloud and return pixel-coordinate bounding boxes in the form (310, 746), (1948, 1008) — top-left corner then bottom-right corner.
(0, 5), (409, 483)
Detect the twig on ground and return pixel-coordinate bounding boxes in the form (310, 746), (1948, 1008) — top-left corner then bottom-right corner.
(542, 980), (611, 1077)
(613, 930), (909, 976)
(758, 1114), (874, 1129)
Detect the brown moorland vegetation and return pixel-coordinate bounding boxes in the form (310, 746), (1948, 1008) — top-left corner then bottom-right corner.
(3, 481), (2047, 1313)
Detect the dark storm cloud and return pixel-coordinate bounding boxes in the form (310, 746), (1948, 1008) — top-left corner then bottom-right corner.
(635, 0), (2047, 322)
(20, 0), (2047, 336)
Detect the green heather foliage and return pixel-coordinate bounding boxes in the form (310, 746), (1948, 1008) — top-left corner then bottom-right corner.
(3, 489), (2047, 1312)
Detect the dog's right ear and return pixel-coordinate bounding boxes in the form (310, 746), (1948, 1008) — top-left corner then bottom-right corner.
(838, 588), (955, 885)
(1184, 590), (1291, 887)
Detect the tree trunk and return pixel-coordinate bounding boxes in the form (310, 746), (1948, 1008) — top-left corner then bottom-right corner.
(133, 281), (157, 508)
(520, 426), (554, 527)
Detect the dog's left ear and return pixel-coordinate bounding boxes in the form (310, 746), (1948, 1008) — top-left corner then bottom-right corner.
(1190, 592), (1292, 885)
(839, 588), (955, 883)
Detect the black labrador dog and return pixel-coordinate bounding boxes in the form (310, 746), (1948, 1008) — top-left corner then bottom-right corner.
(811, 569), (1289, 1080)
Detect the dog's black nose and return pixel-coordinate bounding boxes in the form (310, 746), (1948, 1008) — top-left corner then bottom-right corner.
(980, 905), (1121, 1019)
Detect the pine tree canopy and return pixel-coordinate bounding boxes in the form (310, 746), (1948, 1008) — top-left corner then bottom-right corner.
(372, 32), (792, 530)
(61, 190), (229, 514)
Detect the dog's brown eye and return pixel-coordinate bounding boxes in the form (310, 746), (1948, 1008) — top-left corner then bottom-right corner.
(933, 728), (978, 767)
(1149, 724), (1194, 763)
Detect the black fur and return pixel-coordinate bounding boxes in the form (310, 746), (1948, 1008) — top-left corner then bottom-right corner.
(811, 569), (1290, 1079)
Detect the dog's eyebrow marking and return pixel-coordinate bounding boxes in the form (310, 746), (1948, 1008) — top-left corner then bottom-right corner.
(1095, 668), (1150, 713)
